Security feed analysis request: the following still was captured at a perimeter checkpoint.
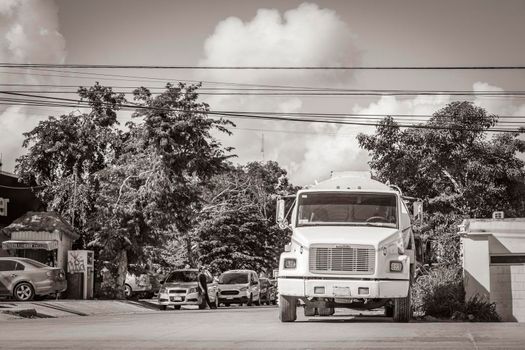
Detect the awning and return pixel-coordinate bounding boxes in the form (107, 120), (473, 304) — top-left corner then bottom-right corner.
(2, 240), (59, 251)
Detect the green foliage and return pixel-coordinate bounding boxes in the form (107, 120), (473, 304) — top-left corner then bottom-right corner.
(195, 162), (294, 275)
(17, 82), (235, 298)
(358, 101), (525, 219)
(412, 266), (500, 321)
(16, 83), (125, 246)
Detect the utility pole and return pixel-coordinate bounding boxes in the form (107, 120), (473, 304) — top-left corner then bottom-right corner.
(261, 131), (265, 162)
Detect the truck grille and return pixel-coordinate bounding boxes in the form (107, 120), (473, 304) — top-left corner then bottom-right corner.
(309, 245), (375, 274)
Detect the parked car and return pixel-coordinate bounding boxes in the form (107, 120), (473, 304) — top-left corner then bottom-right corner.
(157, 269), (219, 310)
(0, 257), (66, 301)
(124, 272), (157, 299)
(218, 270), (260, 306)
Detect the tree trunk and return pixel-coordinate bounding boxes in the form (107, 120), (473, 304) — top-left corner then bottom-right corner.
(98, 249), (128, 299)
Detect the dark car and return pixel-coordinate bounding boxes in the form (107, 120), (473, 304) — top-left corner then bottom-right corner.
(0, 257), (66, 301)
(157, 269), (219, 310)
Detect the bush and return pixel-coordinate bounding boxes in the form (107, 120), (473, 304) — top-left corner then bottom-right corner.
(412, 265), (500, 321)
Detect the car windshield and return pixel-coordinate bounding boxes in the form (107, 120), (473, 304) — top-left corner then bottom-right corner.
(219, 273), (248, 284)
(297, 192), (398, 228)
(20, 259), (49, 268)
(165, 270), (198, 283)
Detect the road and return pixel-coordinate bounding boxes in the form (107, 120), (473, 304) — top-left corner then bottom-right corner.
(1, 306), (524, 349)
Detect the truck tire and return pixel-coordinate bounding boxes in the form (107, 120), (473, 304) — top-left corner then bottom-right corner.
(394, 268), (413, 322)
(318, 307), (335, 316)
(279, 295), (297, 322)
(304, 306), (317, 317)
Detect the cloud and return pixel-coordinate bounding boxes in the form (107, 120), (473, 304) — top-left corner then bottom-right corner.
(0, 0), (66, 172)
(199, 3), (361, 185)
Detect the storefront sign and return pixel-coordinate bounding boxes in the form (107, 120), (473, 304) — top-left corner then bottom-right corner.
(2, 240), (58, 251)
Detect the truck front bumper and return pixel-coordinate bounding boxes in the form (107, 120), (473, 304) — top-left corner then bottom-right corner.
(278, 277), (409, 299)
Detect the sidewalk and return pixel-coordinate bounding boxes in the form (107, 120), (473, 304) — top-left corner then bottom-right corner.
(0, 299), (160, 321)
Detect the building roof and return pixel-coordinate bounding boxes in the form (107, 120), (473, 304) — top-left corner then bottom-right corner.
(459, 218), (525, 236)
(2, 211), (79, 240)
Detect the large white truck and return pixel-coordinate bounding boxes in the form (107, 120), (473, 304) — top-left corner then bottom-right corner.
(276, 171), (420, 322)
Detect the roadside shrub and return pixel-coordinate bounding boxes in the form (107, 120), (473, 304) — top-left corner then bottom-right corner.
(412, 265), (464, 318)
(412, 265), (500, 321)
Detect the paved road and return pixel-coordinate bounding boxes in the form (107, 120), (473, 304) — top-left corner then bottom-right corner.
(1, 306), (524, 349)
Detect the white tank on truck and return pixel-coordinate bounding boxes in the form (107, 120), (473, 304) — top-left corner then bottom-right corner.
(275, 171), (420, 322)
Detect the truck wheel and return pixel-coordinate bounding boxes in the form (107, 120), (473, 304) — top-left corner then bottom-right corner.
(394, 270), (413, 322)
(318, 307), (334, 316)
(279, 295), (297, 322)
(393, 295), (411, 322)
(304, 306), (317, 317)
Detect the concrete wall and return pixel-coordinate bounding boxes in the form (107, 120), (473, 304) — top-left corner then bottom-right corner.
(490, 265), (525, 322)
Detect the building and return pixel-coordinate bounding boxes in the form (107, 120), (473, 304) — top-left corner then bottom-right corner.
(0, 170), (44, 256)
(459, 216), (525, 322)
(2, 211), (79, 270)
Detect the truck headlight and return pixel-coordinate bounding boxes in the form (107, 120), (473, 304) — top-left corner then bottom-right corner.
(389, 261), (403, 272)
(284, 258), (297, 269)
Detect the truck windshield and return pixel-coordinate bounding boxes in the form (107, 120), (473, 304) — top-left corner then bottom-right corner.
(219, 273), (248, 284)
(296, 192), (398, 228)
(165, 270), (198, 283)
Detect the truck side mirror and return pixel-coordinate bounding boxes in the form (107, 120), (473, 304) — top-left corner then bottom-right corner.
(276, 198), (288, 228)
(413, 201), (423, 224)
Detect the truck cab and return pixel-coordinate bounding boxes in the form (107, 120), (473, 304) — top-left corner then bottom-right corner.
(276, 172), (417, 322)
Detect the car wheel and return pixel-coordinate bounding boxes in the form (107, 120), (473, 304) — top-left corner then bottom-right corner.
(214, 294), (219, 309)
(224, 303), (230, 307)
(174, 305), (181, 310)
(124, 284), (132, 299)
(14, 282), (35, 302)
(247, 294), (253, 306)
(159, 305), (167, 311)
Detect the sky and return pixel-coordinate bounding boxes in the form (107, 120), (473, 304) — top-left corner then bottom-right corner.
(1, 0), (525, 184)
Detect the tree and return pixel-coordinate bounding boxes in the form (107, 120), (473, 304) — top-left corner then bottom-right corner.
(358, 101), (525, 265)
(89, 83), (234, 297)
(195, 162), (295, 275)
(16, 83), (125, 246)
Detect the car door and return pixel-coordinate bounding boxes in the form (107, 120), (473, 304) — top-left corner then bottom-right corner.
(0, 260), (18, 296)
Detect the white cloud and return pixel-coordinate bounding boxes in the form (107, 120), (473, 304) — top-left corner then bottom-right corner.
(199, 2), (361, 185)
(0, 0), (66, 172)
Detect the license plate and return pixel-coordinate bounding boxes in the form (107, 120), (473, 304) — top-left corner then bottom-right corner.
(333, 286), (350, 297)
(172, 296), (182, 302)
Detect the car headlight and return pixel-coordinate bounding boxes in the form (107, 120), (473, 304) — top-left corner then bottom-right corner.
(188, 287), (198, 294)
(159, 287), (167, 294)
(239, 286), (248, 291)
(284, 258), (297, 269)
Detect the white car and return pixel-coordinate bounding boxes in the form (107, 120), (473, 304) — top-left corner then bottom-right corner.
(124, 273), (156, 299)
(157, 269), (219, 310)
(218, 270), (260, 306)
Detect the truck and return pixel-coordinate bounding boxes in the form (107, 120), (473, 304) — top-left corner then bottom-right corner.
(275, 171), (421, 322)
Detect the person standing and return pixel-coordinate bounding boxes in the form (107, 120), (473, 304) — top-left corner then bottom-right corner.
(198, 267), (217, 309)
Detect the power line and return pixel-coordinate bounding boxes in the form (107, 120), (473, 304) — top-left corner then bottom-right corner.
(1, 91), (523, 133)
(2, 63), (525, 70)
